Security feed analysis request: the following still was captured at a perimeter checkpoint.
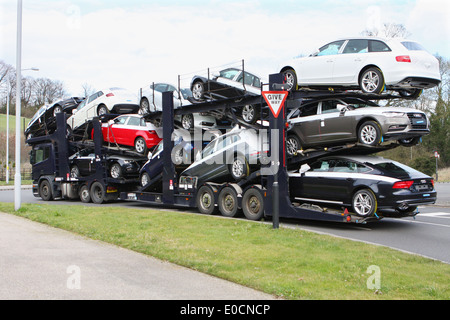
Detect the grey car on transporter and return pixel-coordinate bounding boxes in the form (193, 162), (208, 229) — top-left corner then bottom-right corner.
(179, 128), (269, 186)
(285, 97), (429, 156)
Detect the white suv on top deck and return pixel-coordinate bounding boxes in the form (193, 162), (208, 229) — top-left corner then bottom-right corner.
(280, 37), (441, 97)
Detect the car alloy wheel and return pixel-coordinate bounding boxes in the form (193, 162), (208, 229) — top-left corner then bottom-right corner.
(352, 189), (377, 217)
(230, 156), (249, 181)
(70, 165), (80, 178)
(135, 137), (147, 154)
(53, 105), (62, 117)
(192, 81), (205, 101)
(181, 114), (194, 130)
(282, 69), (297, 92)
(140, 172), (150, 187)
(286, 135), (301, 156)
(242, 105), (259, 124)
(98, 105), (108, 116)
(140, 98), (150, 115)
(358, 121), (381, 146)
(360, 67), (384, 94)
(110, 163), (122, 179)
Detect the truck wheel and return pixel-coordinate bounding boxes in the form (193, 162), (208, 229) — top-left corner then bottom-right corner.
(196, 185), (216, 215)
(242, 188), (264, 221)
(90, 182), (106, 204)
(218, 187), (239, 217)
(79, 184), (91, 203)
(39, 180), (53, 201)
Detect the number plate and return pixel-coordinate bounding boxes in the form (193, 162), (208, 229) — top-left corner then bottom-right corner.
(415, 184), (429, 191)
(127, 193), (137, 200)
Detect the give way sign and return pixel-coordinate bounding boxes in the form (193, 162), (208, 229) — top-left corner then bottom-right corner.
(262, 91), (288, 118)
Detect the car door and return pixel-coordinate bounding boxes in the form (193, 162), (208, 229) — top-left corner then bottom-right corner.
(108, 116), (129, 145)
(85, 91), (101, 120)
(289, 101), (321, 146)
(332, 39), (370, 84)
(298, 40), (346, 85)
(317, 100), (354, 144)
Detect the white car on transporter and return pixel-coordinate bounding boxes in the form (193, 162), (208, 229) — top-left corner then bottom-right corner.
(280, 37), (441, 97)
(139, 82), (224, 131)
(67, 87), (139, 131)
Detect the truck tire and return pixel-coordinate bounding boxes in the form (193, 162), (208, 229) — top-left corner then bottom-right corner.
(90, 182), (106, 204)
(218, 187), (239, 217)
(39, 179), (53, 201)
(196, 185), (216, 215)
(242, 187), (264, 221)
(79, 184), (91, 203)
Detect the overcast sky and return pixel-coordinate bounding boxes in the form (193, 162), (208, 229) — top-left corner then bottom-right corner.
(0, 0), (449, 97)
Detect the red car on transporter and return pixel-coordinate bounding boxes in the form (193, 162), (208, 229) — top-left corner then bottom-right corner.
(100, 114), (162, 154)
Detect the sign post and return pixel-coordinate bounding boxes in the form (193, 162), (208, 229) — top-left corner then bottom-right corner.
(435, 151), (440, 181)
(262, 89), (288, 229)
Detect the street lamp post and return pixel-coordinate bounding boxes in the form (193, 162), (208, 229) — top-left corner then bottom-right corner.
(15, 0), (22, 211)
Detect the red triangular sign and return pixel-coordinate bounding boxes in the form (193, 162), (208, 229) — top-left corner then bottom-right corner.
(262, 91), (288, 118)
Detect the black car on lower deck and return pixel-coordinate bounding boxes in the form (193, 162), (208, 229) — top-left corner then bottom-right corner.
(288, 155), (436, 217)
(69, 149), (147, 180)
(25, 97), (84, 139)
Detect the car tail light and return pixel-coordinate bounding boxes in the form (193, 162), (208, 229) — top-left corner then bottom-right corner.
(148, 130), (156, 134)
(393, 180), (414, 189)
(396, 55), (411, 63)
(106, 93), (115, 97)
(430, 179), (434, 187)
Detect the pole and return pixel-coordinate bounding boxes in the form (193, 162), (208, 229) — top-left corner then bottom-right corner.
(14, 0), (22, 211)
(6, 82), (10, 184)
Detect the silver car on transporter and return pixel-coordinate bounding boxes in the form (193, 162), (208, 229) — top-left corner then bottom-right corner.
(285, 97), (429, 156)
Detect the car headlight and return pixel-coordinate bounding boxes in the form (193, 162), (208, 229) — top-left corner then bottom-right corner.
(382, 111), (406, 117)
(123, 160), (135, 164)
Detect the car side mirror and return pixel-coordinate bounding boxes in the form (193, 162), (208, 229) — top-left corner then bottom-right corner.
(72, 109), (77, 115)
(147, 152), (152, 159)
(299, 164), (311, 175)
(195, 151), (202, 162)
(211, 72), (220, 79)
(310, 50), (320, 57)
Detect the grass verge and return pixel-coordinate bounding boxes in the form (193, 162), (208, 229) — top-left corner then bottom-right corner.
(1, 202), (448, 300)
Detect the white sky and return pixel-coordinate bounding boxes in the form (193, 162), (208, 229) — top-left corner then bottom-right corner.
(0, 0), (449, 97)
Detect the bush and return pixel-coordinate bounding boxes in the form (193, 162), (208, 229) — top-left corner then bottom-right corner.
(410, 156), (435, 176)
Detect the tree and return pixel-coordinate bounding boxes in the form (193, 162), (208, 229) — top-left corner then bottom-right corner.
(361, 22), (411, 38)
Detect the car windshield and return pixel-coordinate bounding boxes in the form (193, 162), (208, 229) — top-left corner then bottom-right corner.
(401, 41), (427, 51)
(30, 105), (47, 122)
(219, 68), (240, 80)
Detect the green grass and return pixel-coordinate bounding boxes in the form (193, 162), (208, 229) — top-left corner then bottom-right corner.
(0, 114), (30, 132)
(0, 202), (448, 300)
